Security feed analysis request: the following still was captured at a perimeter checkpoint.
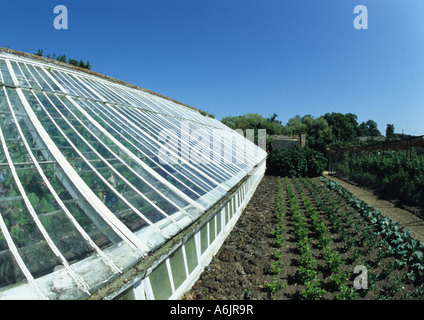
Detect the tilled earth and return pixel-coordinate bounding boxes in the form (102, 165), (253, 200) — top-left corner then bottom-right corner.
(184, 175), (279, 300)
(183, 175), (424, 300)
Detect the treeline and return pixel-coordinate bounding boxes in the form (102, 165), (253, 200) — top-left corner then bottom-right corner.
(221, 112), (394, 155)
(35, 49), (91, 70)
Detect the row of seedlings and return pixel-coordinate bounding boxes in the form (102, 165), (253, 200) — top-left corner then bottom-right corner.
(264, 177), (287, 293)
(298, 177), (358, 299)
(302, 176), (423, 299)
(319, 177), (424, 299)
(286, 177), (327, 300)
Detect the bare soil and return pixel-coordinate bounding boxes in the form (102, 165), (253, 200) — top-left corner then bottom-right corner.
(183, 175), (424, 300)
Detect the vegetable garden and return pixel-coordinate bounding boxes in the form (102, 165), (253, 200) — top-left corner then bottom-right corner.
(330, 149), (424, 212)
(185, 175), (424, 300)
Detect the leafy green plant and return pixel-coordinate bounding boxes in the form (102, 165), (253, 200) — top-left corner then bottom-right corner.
(323, 247), (342, 273)
(322, 176), (424, 283)
(336, 283), (358, 300)
(329, 269), (347, 290)
(269, 260), (284, 275)
(264, 276), (286, 294)
(301, 278), (326, 300)
(273, 248), (283, 260)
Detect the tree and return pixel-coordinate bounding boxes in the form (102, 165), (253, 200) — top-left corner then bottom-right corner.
(323, 112), (359, 142)
(358, 120), (381, 136)
(221, 111), (384, 153)
(386, 124), (395, 138)
(221, 113), (285, 135)
(67, 58), (79, 67)
(56, 54), (67, 63)
(221, 113), (286, 151)
(301, 115), (333, 154)
(33, 50), (92, 70)
(283, 115), (307, 135)
(267, 113), (282, 125)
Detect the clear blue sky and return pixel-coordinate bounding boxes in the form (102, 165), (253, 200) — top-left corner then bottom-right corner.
(2, 0), (424, 135)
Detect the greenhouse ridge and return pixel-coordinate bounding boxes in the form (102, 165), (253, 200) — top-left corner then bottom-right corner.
(0, 49), (267, 299)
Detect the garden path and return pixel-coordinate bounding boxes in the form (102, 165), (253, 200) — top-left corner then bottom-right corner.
(324, 173), (424, 243)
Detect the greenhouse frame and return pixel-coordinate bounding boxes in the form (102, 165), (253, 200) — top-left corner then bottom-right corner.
(0, 49), (267, 300)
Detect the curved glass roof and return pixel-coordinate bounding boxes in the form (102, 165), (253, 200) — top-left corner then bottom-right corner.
(0, 50), (267, 299)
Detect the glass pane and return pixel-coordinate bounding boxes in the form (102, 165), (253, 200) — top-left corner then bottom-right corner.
(200, 224), (208, 254)
(216, 211), (222, 235)
(169, 246), (186, 289)
(209, 217), (216, 243)
(149, 261), (172, 300)
(0, 248), (27, 288)
(184, 237), (197, 274)
(0, 59), (14, 86)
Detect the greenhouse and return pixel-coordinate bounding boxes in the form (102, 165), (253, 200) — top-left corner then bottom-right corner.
(0, 49), (267, 299)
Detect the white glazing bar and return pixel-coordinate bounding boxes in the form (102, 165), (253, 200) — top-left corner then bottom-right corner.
(0, 59), (14, 87)
(157, 95), (243, 138)
(0, 127), (48, 299)
(54, 71), (210, 211)
(108, 83), (174, 117)
(31, 65), (60, 92)
(126, 91), (255, 173)
(165, 259), (176, 294)
(126, 108), (235, 182)
(55, 71), (97, 99)
(31, 91), (171, 241)
(115, 104), (229, 191)
(0, 202), (48, 299)
(86, 78), (129, 105)
(60, 81), (207, 212)
(85, 77), (255, 199)
(81, 101), (207, 197)
(50, 93), (190, 227)
(181, 245), (190, 278)
(74, 98), (212, 204)
(42, 63), (206, 212)
(76, 75), (122, 105)
(0, 66), (4, 84)
(143, 276), (155, 300)
(105, 83), (157, 113)
(102, 79), (225, 132)
(4, 59), (149, 255)
(147, 93), (220, 129)
(47, 70), (79, 94)
(10, 61), (29, 87)
(130, 89), (208, 128)
(138, 110), (239, 179)
(49, 70), (80, 96)
(18, 62), (35, 88)
(194, 124), (258, 174)
(5, 88), (122, 275)
(159, 98), (265, 166)
(25, 64), (53, 91)
(100, 100), (229, 192)
(137, 91), (195, 122)
(20, 62), (43, 90)
(67, 74), (103, 99)
(42, 94), (196, 218)
(0, 110), (90, 295)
